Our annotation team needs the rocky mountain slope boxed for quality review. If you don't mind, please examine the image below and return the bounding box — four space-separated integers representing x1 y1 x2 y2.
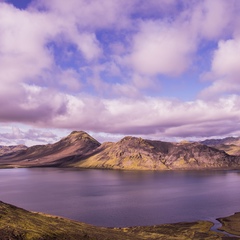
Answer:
74 136 240 170
201 137 240 156
0 145 27 156
201 137 240 146
0 131 240 170
0 201 234 239
0 131 100 168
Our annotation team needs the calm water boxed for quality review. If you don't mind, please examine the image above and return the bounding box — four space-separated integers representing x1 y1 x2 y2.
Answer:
0 168 240 227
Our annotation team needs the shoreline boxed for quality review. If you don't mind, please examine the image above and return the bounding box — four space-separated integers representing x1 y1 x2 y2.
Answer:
1 164 240 171
1 200 240 239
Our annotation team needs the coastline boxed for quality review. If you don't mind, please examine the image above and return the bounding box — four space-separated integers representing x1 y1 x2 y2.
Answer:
0 200 240 239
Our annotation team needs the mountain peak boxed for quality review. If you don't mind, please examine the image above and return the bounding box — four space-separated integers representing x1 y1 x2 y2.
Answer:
65 131 100 145
70 130 87 136
120 136 139 142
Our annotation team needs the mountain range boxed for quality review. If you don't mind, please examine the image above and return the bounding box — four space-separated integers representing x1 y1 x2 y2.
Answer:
201 137 240 156
0 131 240 170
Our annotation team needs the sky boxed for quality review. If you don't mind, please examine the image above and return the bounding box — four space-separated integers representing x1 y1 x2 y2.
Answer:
1 0 240 146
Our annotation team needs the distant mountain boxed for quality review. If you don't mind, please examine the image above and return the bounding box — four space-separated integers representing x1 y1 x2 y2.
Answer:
201 137 240 146
74 136 240 170
0 132 240 170
201 137 240 156
0 131 100 168
0 145 27 156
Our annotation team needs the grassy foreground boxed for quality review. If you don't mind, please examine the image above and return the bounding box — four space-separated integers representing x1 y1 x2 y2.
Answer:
218 212 240 237
0 201 239 239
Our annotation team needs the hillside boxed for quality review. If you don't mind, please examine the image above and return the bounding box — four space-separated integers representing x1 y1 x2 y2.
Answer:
201 137 240 156
0 201 233 239
0 131 100 168
201 137 240 146
0 145 27 156
0 132 240 170
74 137 240 170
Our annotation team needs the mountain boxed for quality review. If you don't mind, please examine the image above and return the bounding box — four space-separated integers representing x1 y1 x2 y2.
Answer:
73 137 171 170
0 145 27 156
73 136 240 170
0 131 100 168
0 132 240 170
201 137 240 146
201 137 240 156
0 200 232 239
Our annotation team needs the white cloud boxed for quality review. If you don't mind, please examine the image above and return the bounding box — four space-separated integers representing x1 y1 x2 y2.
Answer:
59 69 82 91
1 0 240 145
200 37 240 97
32 0 134 30
29 93 239 140
190 0 235 40
0 126 59 146
128 19 196 76
0 3 54 83
212 38 240 77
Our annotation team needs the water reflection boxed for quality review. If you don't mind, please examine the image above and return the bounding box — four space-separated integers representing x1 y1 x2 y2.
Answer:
0 168 240 227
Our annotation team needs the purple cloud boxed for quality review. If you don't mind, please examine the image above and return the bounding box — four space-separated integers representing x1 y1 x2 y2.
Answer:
0 0 240 145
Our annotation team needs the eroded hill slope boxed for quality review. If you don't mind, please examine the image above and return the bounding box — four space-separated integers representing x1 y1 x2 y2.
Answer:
73 136 240 170
0 131 100 168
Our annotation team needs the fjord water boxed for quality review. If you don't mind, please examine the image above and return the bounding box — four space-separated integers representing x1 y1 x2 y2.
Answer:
0 168 240 227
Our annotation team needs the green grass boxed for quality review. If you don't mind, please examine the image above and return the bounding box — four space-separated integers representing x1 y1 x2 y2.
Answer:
217 212 240 236
0 201 236 240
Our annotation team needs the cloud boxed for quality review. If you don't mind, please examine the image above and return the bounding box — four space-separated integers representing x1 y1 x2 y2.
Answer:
0 126 58 145
0 3 53 83
31 0 134 30
0 84 68 124
59 69 82 92
189 0 236 40
200 36 240 98
128 20 196 76
126 0 238 78
1 0 240 146
0 1 100 120
135 0 178 17
33 94 240 140
212 38 240 78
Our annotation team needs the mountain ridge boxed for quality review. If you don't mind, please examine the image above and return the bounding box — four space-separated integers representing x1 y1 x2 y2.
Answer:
0 131 240 170
201 136 240 156
0 131 100 168
0 145 27 157
74 136 239 170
